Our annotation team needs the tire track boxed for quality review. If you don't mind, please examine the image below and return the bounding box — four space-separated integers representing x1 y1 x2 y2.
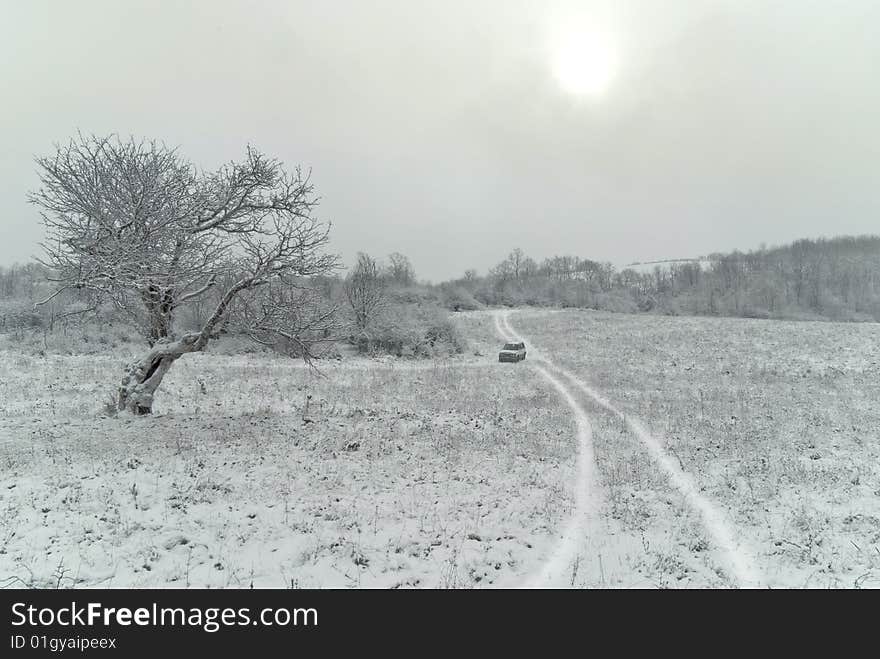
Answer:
498 309 764 588
494 311 599 587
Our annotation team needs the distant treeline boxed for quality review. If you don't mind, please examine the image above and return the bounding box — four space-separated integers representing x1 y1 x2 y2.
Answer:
2 235 879 351
437 236 880 321
439 235 880 321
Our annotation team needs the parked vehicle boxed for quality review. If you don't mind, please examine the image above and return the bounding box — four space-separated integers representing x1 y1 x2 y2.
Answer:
498 341 527 362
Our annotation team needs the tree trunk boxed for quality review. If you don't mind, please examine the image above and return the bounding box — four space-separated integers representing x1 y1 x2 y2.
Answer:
118 277 250 414
117 333 200 414
148 312 172 345
143 286 174 346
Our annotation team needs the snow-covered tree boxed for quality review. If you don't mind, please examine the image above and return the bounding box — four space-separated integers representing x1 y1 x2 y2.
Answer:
344 252 386 332
31 134 339 414
386 252 415 287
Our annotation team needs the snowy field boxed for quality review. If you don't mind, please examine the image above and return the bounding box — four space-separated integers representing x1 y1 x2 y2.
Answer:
0 344 578 588
2 310 879 588
508 309 880 588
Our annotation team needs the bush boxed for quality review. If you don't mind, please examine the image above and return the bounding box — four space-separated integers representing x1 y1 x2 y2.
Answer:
440 285 482 311
357 303 465 358
0 299 43 333
386 286 441 305
595 291 639 314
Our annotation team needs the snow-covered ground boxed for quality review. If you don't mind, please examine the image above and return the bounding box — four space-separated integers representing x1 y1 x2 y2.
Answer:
511 309 880 588
0 347 577 588
2 310 879 588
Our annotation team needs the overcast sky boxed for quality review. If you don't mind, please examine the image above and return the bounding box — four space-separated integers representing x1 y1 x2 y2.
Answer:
2 0 878 281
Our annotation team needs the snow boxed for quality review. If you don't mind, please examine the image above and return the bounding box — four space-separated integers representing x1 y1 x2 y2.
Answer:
0 349 575 588
2 309 879 588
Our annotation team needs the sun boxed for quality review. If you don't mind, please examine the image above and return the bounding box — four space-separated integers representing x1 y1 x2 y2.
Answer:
551 28 616 96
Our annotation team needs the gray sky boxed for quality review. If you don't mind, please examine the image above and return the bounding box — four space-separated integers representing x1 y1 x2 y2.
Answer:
2 0 878 281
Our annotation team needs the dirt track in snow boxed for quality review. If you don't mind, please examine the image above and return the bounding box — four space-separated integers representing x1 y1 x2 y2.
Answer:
494 309 763 588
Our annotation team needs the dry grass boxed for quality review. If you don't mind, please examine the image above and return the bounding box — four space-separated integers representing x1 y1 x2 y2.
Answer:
514 309 880 588
3 309 877 588
0 346 579 588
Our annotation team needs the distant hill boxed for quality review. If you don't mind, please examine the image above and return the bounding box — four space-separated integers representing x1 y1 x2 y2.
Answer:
631 236 880 320
3 235 880 330
439 235 880 321
619 258 714 275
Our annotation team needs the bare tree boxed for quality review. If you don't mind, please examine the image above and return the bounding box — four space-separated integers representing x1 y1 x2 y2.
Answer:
236 279 343 359
344 252 386 333
491 248 535 285
509 248 527 281
30 133 339 414
386 252 415 287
